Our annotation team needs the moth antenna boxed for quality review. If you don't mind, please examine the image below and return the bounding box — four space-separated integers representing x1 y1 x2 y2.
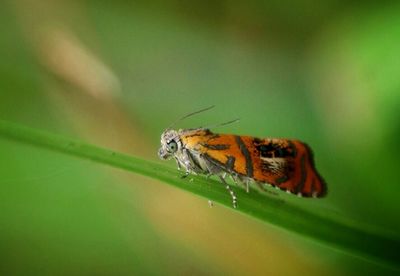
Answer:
168 105 215 129
200 118 240 130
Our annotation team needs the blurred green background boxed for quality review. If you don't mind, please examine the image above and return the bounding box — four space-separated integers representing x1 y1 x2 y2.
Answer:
1 0 399 275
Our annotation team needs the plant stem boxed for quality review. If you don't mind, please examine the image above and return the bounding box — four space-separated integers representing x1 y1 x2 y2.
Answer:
0 120 399 269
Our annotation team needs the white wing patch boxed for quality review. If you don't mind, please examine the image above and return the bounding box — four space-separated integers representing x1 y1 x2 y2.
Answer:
260 157 287 174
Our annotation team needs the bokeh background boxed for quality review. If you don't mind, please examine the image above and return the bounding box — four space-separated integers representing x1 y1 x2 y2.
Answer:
1 0 399 275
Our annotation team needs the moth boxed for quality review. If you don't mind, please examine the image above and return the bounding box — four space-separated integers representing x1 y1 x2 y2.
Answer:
158 107 327 208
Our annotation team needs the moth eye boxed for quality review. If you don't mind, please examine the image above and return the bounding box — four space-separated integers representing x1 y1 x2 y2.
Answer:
167 140 178 153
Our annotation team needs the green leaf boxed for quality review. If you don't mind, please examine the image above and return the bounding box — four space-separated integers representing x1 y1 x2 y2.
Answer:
0 120 399 270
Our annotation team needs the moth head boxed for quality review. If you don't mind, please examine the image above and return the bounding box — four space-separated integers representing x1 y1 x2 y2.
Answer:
158 106 215 160
158 129 181 160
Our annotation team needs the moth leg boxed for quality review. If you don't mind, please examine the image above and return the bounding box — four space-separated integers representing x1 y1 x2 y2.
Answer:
255 181 279 196
201 155 237 208
230 174 238 184
181 171 190 179
174 157 182 171
201 154 223 175
182 149 193 170
219 175 237 209
245 179 250 193
177 152 190 179
233 175 250 192
179 149 198 178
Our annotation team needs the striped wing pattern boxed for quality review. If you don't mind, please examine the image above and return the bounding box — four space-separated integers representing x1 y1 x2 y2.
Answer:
181 130 326 197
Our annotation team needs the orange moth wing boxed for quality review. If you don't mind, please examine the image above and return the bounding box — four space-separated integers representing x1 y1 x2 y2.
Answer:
181 130 326 197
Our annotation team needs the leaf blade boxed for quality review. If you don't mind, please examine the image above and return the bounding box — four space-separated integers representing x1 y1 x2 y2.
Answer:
0 120 399 270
